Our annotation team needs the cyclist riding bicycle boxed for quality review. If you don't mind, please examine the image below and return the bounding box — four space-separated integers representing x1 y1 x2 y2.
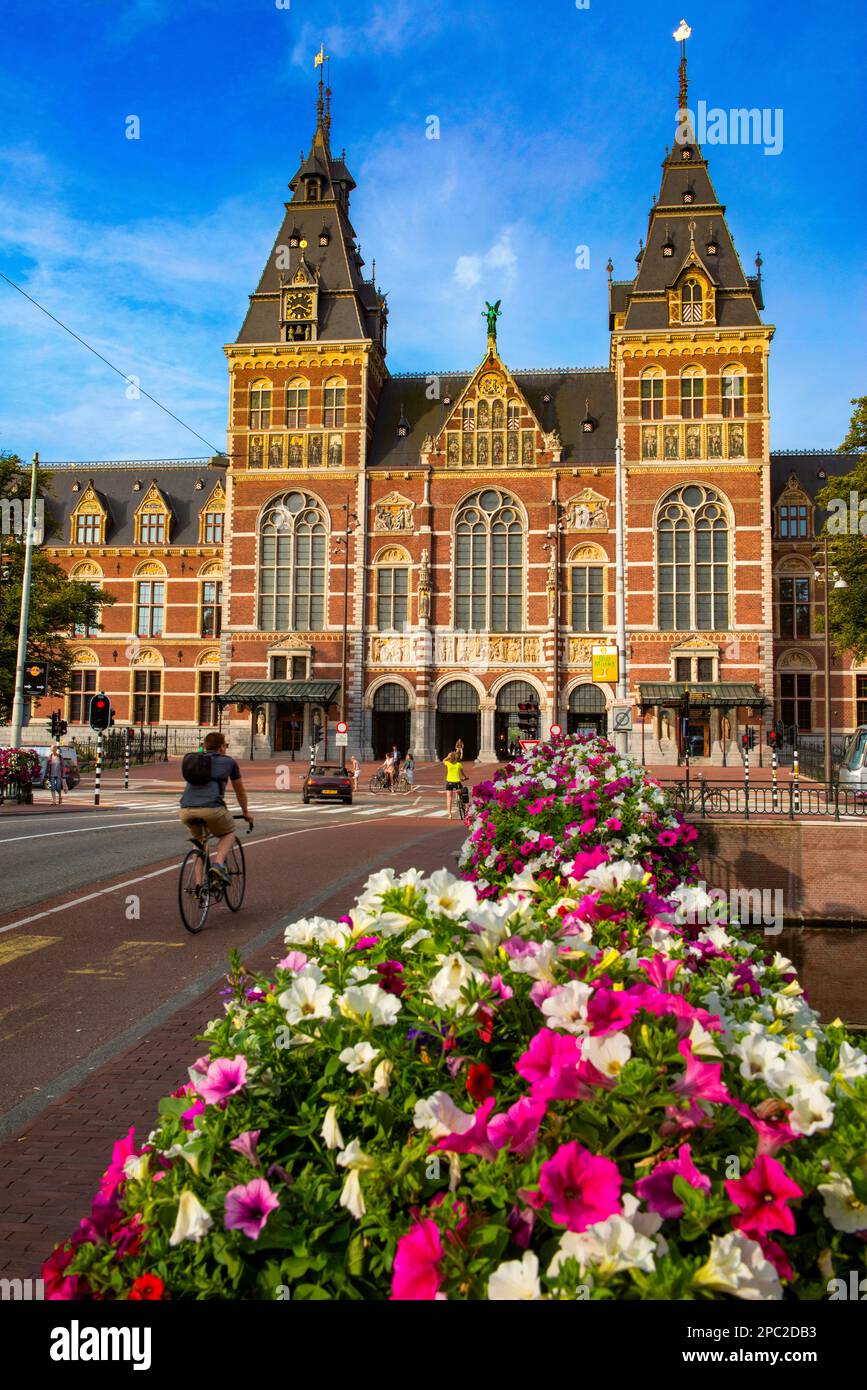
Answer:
180 731 253 885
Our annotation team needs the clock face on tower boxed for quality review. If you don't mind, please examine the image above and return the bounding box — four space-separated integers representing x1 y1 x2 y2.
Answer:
286 291 313 321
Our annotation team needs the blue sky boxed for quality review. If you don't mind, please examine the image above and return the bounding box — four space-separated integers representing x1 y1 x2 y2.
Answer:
0 0 864 462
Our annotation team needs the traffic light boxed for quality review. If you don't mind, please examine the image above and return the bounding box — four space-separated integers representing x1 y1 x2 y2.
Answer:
126 726 135 744
89 693 112 732
50 710 60 738
59 719 68 738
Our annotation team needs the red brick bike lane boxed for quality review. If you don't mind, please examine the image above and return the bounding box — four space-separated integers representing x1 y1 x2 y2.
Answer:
0 813 464 1280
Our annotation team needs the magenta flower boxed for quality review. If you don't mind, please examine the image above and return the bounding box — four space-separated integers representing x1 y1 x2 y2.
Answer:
391 1218 444 1300
634 1143 711 1218
657 829 679 847
725 1155 803 1237
229 1130 261 1166
198 1055 248 1107
434 1097 497 1160
224 1178 280 1240
730 1100 796 1156
98 1127 138 1200
569 846 609 882
181 1097 205 1132
586 987 641 1036
516 1029 590 1102
605 817 623 831
537 1142 622 1232
672 1041 731 1105
489 1097 547 1159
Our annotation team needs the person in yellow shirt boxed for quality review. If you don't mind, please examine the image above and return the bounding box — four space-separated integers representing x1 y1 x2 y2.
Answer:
443 749 465 820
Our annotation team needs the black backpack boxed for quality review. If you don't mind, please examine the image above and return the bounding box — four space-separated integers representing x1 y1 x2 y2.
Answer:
182 751 213 786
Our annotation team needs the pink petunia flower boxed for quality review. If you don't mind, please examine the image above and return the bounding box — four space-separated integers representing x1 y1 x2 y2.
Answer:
730 1099 796 1157
488 1097 547 1160
671 1041 731 1105
229 1130 261 1166
391 1218 444 1300
198 1055 249 1107
182 1097 206 1132
586 987 641 1037
277 951 309 971
725 1156 803 1237
634 1143 711 1218
536 1142 622 1232
516 1029 590 1103
98 1127 138 1200
224 1178 280 1240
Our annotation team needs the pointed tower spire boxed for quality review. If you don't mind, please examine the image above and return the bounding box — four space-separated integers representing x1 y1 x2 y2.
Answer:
673 19 692 113
313 43 329 150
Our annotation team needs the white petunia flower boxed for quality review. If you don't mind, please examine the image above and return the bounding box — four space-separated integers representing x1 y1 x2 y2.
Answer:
278 975 334 1025
321 1105 344 1150
731 1034 784 1084
337 983 402 1027
688 1019 722 1058
427 953 481 1012
509 939 561 983
339 1041 380 1074
314 920 352 949
488 1251 542 1301
339 1169 366 1220
693 1232 783 1301
169 1190 213 1246
372 1059 393 1096
541 980 593 1034
833 1041 867 1087
548 1216 655 1279
786 1083 835 1136
817 1176 867 1234
413 1091 474 1139
583 1031 632 1078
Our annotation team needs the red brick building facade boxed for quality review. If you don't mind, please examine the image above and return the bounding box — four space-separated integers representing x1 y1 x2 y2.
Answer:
31 61 867 761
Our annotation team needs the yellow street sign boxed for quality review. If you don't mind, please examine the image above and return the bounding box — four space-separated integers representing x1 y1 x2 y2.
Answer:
592 647 619 682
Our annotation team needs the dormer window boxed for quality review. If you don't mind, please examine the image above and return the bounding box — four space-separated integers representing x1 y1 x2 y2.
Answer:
305 179 319 202
288 229 300 248
581 400 596 433
681 278 703 324
396 407 410 439
318 226 330 247
706 237 718 256
682 188 695 205
662 226 674 257
681 147 692 160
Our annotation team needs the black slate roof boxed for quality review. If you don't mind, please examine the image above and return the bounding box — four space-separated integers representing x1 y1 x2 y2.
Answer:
41 461 219 548
770 450 858 528
368 369 616 469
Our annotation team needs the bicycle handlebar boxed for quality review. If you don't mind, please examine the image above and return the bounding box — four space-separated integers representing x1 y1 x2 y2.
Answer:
233 814 254 833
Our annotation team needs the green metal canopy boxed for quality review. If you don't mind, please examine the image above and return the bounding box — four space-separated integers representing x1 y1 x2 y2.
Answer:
638 682 766 711
217 680 339 707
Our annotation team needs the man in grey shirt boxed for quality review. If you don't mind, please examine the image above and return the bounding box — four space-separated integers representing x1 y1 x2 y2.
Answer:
179 731 252 884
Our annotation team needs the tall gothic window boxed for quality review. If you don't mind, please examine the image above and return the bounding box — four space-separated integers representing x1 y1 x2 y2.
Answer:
680 368 704 419
657 484 730 631
286 379 309 428
249 382 272 429
640 369 664 420
721 367 745 418
258 491 327 630
323 378 345 428
454 489 523 631
779 575 810 638
376 564 409 630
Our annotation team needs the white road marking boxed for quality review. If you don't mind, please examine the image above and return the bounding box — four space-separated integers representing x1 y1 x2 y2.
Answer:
0 814 414 937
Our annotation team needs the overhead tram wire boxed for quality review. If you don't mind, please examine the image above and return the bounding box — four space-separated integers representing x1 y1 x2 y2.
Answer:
0 269 223 456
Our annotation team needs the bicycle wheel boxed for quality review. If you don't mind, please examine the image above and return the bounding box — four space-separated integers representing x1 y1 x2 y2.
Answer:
395 775 411 795
179 848 211 933
224 838 246 911
368 775 382 793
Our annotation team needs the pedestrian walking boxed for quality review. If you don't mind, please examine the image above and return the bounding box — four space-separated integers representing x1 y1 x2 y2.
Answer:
443 749 465 820
455 738 464 763
403 751 415 789
47 743 64 807
350 754 360 793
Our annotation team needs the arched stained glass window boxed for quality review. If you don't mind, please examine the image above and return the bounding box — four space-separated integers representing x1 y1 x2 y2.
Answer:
258 491 328 630
454 489 524 631
657 484 729 631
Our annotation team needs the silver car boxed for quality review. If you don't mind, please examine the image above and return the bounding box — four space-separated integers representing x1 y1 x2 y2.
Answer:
838 726 867 795
33 745 81 791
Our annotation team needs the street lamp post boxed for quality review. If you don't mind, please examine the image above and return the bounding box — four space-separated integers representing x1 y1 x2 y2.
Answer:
815 533 848 786
334 497 357 771
545 501 566 736
10 453 40 750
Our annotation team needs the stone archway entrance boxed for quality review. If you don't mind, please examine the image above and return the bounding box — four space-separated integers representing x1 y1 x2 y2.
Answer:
371 683 410 759
436 681 480 760
495 680 540 758
568 683 607 736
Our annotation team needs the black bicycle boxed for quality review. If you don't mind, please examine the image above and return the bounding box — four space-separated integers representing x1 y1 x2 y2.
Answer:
178 813 252 934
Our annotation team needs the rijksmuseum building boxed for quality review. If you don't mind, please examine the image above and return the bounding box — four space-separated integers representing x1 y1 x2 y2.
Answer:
38 57 865 763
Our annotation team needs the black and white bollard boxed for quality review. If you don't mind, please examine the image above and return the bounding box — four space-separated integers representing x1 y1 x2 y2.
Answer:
792 749 801 815
124 731 130 792
771 742 779 813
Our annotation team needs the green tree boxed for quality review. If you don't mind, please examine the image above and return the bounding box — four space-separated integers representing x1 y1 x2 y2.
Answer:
0 453 114 721
816 397 867 662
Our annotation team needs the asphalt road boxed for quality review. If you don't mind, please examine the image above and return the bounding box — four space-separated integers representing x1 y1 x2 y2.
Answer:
0 788 463 1123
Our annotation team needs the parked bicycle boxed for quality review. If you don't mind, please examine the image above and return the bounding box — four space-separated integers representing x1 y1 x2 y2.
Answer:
178 813 252 934
368 769 411 795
